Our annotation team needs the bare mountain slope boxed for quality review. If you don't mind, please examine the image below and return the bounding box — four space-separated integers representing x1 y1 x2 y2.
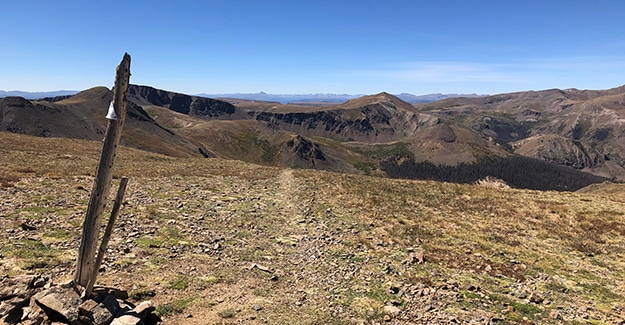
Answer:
0 87 205 158
417 84 625 180
248 92 440 143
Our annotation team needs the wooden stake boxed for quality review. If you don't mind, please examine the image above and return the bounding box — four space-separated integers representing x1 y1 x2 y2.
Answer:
75 53 131 288
85 176 129 297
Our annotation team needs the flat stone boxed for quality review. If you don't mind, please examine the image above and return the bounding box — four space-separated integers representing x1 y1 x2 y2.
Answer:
251 264 272 273
92 286 129 300
133 301 154 319
111 314 142 325
90 295 120 325
33 283 82 324
549 310 562 320
383 305 401 317
529 291 544 304
78 299 99 316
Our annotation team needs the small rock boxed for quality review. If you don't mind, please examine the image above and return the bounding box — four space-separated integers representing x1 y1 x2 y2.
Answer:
383 305 401 317
415 251 425 264
20 299 46 325
549 310 562 320
90 295 120 325
92 286 129 300
251 264 272 273
529 291 543 304
20 223 37 231
515 289 527 299
78 299 98 316
251 304 262 311
133 301 154 318
111 314 142 325
466 285 478 292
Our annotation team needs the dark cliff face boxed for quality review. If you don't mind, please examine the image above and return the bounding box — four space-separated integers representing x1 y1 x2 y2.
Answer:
250 95 426 143
255 110 375 140
128 85 236 118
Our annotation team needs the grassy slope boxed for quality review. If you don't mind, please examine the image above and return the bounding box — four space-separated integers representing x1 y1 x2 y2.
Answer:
1 131 625 324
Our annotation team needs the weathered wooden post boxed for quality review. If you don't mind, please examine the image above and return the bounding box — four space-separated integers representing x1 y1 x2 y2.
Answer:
86 176 129 295
75 53 131 295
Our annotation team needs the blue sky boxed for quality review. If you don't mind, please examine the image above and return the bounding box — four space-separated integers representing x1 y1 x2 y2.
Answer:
1 0 624 95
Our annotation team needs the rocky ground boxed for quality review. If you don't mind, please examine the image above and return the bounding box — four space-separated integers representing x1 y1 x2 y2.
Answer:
1 133 625 324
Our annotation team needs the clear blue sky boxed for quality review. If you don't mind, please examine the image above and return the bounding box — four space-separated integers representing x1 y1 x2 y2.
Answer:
2 0 624 95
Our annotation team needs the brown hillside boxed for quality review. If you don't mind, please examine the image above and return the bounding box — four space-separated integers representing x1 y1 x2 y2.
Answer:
0 87 204 158
416 84 625 180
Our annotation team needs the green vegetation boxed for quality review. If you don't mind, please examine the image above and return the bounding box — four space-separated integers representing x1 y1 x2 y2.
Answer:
154 298 195 317
164 274 190 290
352 160 377 175
0 238 65 270
129 288 156 301
350 142 414 160
237 131 278 162
217 308 238 319
508 301 543 320
44 229 76 240
381 155 608 191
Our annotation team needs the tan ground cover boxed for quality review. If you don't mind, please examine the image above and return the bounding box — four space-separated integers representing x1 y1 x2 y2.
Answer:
1 132 625 324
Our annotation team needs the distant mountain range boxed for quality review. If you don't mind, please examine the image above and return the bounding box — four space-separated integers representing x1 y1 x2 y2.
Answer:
0 90 78 100
0 89 485 104
198 92 486 104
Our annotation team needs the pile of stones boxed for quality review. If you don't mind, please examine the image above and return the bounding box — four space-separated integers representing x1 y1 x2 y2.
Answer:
0 275 159 325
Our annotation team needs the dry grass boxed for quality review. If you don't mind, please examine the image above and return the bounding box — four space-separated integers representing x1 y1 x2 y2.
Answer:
2 131 625 324
475 176 511 189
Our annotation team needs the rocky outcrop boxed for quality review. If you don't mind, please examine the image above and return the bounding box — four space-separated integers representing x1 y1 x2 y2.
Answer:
128 85 237 119
287 135 326 163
